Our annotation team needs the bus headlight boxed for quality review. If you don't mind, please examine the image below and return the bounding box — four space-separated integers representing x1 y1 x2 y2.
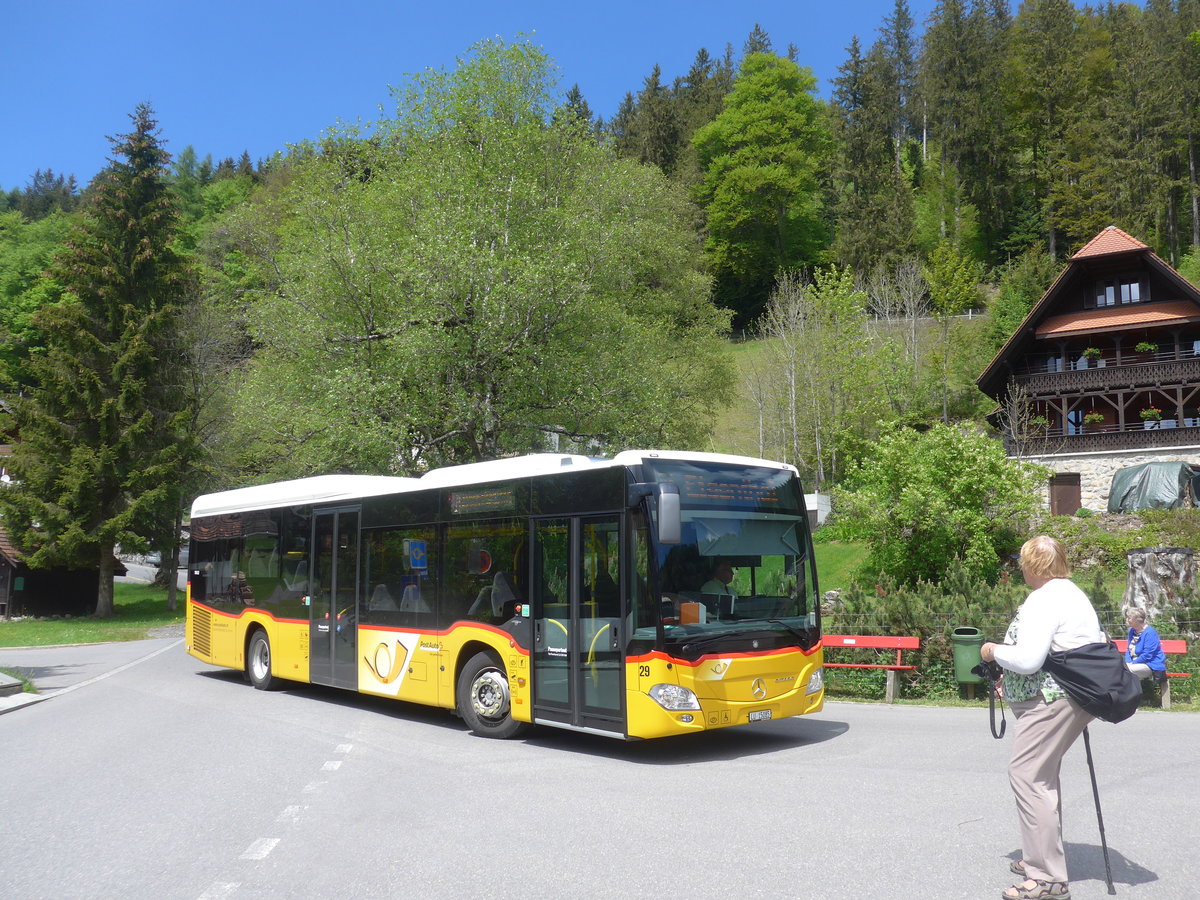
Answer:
806 668 824 694
649 683 701 710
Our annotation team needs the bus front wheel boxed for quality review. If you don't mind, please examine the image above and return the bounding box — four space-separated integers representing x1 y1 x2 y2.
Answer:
247 630 277 690
457 651 526 739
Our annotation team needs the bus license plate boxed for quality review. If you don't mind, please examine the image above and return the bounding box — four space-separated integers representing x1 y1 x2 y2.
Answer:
749 709 772 722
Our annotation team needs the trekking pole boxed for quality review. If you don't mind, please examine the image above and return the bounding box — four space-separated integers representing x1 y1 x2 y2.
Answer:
1082 727 1117 895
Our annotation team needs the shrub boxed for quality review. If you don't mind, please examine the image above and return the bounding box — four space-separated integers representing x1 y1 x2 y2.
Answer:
833 424 1047 585
824 559 1027 697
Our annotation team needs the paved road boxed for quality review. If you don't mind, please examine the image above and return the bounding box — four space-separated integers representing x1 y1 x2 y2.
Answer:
0 639 1196 900
118 561 188 591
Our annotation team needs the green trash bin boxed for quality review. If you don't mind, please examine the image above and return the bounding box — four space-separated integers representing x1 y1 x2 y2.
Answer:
951 626 985 684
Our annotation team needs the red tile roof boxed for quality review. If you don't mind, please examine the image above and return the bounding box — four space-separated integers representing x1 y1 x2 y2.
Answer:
0 523 21 566
1035 300 1200 336
1071 225 1149 259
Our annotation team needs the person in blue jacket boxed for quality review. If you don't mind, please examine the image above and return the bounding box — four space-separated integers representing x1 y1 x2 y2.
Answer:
1123 606 1166 679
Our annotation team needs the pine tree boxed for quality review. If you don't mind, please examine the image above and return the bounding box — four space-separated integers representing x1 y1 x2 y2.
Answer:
0 103 194 617
831 36 916 272
17 169 80 220
627 65 681 173
743 24 773 56
880 0 918 167
562 83 597 132
920 0 1013 259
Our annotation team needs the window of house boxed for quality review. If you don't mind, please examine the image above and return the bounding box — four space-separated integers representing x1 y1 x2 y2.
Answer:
1091 275 1146 308
1066 409 1082 435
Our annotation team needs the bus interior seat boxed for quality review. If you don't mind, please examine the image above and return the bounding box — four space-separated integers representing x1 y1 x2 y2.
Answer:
489 572 519 617
468 586 492 617
469 572 520 618
285 560 307 590
369 584 399 611
399 584 430 614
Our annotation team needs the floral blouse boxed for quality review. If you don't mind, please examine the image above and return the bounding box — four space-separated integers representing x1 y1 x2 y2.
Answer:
1000 611 1067 703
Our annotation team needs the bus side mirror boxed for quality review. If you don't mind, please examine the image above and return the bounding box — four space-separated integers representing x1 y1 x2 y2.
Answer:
656 483 680 545
627 481 681 545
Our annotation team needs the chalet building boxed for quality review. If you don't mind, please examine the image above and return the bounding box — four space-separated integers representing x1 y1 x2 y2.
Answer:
0 438 122 619
978 225 1200 514
0 523 110 618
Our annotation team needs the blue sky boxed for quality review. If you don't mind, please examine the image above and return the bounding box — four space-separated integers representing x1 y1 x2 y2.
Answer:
1 0 937 191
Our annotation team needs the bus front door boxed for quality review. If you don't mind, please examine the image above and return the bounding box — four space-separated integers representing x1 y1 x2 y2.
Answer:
531 516 625 736
310 508 359 690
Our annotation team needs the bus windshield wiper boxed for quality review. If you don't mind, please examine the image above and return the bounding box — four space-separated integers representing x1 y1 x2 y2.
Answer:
674 630 741 654
767 619 810 644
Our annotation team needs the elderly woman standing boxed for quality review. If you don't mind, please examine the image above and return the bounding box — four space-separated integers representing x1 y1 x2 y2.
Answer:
1123 606 1166 680
980 535 1105 900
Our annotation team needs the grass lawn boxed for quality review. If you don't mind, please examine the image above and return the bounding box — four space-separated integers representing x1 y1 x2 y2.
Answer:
813 541 865 592
0 582 183 648
708 337 777 458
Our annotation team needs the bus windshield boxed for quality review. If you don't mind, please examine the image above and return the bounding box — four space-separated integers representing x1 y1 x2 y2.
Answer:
635 459 820 657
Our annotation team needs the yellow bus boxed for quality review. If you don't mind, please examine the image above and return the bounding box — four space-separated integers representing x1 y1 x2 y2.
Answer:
185 450 824 740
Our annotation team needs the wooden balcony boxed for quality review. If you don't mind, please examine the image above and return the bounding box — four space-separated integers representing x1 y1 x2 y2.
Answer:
1003 421 1200 455
1015 356 1200 397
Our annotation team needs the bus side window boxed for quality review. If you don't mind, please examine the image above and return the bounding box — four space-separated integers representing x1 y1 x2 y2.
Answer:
274 507 310 620
446 519 527 626
361 526 436 629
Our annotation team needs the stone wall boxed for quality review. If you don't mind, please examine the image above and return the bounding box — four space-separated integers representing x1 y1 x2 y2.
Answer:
1026 443 1200 510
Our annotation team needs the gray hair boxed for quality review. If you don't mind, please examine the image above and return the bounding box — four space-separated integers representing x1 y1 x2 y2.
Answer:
1123 606 1148 623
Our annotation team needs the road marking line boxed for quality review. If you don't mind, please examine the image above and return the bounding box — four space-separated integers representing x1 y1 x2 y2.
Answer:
335 743 352 754
198 883 240 900
239 838 280 860
44 639 183 696
302 781 324 793
321 760 342 771
277 805 305 823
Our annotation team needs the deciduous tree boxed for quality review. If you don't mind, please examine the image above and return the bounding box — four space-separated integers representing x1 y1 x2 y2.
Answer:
694 52 832 326
834 423 1047 585
221 39 733 477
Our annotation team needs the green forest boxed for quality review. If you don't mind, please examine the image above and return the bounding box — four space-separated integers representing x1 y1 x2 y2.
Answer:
6 0 1200 607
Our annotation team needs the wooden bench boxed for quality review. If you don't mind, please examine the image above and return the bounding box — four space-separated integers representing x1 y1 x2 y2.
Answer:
1113 638 1190 710
821 634 919 704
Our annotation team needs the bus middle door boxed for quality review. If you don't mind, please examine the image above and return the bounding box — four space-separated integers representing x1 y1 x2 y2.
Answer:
531 515 624 736
310 507 359 690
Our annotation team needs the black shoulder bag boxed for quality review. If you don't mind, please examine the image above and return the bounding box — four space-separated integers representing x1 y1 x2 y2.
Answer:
1040 640 1142 724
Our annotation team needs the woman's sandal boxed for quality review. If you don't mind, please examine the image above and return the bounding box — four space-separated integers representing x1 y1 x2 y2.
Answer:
1001 879 1071 899
1010 860 1026 877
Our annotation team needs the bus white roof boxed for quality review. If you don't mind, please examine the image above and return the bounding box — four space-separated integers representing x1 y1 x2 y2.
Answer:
190 474 418 518
418 453 599 486
610 449 798 475
191 450 797 518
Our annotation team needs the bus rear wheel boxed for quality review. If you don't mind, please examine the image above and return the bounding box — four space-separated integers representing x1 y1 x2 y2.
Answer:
457 651 526 739
247 630 277 690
